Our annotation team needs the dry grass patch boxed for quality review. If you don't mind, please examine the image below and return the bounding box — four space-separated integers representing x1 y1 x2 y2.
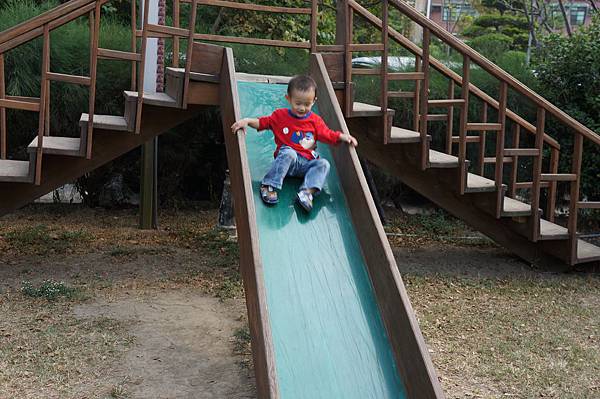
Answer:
405 274 600 398
0 291 133 398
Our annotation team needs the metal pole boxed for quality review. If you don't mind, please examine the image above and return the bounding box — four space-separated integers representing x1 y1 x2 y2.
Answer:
139 0 160 229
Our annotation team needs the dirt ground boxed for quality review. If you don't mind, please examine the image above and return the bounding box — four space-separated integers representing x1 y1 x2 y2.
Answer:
0 205 598 398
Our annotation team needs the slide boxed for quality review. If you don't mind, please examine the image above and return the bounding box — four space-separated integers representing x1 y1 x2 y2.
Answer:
220 49 443 399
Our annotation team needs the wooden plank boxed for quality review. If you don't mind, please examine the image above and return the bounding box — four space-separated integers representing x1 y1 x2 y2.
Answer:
504 148 539 156
130 0 137 90
466 173 496 193
568 134 582 263
47 72 91 86
547 148 559 222
483 156 512 163
540 173 577 182
427 114 447 121
381 0 389 145
429 149 459 168
193 33 311 49
316 44 344 52
146 23 189 38
310 52 445 399
413 54 421 131
344 6 353 116
352 102 395 117
80 114 130 131
351 68 382 75
173 0 180 68
388 0 600 148
577 240 600 263
467 123 502 131
388 72 425 81
477 102 487 175
28 136 82 156
428 99 465 107
502 196 531 216
509 124 521 198
0 159 32 183
388 91 415 98
97 48 141 61
220 47 279 399
452 135 479 143
190 42 225 76
0 98 41 112
577 201 600 209
192 0 311 14
5 96 40 103
348 43 384 51
0 53 5 159
389 127 422 143
446 80 455 155
47 2 96 30
514 181 550 189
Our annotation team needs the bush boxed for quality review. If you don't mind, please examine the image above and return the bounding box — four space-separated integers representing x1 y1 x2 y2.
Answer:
468 33 513 62
533 16 600 200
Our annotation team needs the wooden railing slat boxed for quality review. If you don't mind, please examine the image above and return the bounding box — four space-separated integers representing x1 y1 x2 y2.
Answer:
98 48 141 61
189 0 312 14
540 173 577 182
47 72 91 86
388 72 425 81
0 54 5 159
0 98 41 112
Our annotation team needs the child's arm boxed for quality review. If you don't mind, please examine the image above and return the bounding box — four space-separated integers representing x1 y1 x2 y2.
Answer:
231 117 260 134
315 117 359 147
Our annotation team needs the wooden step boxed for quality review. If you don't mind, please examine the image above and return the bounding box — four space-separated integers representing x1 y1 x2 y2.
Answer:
27 136 82 157
124 91 180 108
428 149 459 168
577 239 600 263
166 67 221 83
0 160 32 183
79 114 131 132
539 219 569 241
465 173 496 193
351 102 395 117
388 127 423 144
502 197 532 217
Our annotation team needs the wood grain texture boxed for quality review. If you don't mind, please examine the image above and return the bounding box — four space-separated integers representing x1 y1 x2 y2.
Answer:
310 52 445 399
219 48 279 399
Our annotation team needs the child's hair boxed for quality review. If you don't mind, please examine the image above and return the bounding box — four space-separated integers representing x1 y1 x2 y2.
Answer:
287 75 317 96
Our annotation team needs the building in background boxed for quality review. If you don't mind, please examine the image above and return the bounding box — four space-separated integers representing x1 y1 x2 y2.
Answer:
429 0 599 35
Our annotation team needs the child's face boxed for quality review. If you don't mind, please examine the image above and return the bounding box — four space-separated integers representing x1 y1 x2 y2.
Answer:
286 88 316 118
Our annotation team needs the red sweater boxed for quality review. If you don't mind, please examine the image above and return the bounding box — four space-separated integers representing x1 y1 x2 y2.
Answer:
258 109 342 160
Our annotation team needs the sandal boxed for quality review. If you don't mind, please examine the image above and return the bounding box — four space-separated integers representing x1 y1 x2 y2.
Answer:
296 190 313 212
260 185 278 205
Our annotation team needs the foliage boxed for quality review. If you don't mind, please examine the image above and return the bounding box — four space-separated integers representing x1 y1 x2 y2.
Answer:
21 280 78 300
533 16 600 200
463 14 530 53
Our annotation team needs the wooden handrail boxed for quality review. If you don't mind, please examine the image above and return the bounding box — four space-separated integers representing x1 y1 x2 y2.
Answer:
389 0 600 147
0 0 109 52
347 0 560 150
189 0 312 14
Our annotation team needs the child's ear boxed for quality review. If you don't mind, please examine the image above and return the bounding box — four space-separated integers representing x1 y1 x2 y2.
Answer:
285 94 291 102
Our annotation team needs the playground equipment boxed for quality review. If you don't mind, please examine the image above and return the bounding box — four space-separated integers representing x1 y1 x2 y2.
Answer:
1 0 600 397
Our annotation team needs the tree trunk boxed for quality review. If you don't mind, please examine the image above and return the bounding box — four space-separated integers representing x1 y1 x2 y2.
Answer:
557 0 573 36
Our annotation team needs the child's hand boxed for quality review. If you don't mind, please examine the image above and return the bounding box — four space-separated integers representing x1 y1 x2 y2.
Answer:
341 133 358 147
231 119 248 134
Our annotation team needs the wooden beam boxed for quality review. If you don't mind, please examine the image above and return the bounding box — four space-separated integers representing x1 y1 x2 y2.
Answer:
98 48 142 61
47 72 91 86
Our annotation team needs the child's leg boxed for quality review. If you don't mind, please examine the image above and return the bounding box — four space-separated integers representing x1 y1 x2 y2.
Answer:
261 146 298 190
299 158 330 194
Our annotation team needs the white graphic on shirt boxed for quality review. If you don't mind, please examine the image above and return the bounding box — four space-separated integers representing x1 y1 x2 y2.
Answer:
299 132 316 150
283 127 289 135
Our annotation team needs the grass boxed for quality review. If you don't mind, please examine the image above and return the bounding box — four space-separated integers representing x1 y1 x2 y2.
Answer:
405 274 600 398
21 280 81 301
232 326 252 370
3 224 93 255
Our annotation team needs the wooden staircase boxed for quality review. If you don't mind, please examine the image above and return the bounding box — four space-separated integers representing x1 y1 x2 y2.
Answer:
1 0 600 270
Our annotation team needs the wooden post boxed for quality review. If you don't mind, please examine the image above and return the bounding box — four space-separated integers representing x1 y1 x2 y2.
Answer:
413 54 421 132
182 0 199 108
87 3 101 159
131 0 137 91
477 102 487 175
0 53 6 159
310 0 318 53
458 54 470 194
381 0 389 144
509 124 520 198
568 134 583 264
547 148 559 222
343 5 353 116
531 107 545 241
419 27 430 170
35 25 50 185
173 0 180 68
494 81 507 218
445 80 454 155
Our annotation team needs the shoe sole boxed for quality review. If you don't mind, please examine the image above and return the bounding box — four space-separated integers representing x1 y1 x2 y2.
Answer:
296 193 312 212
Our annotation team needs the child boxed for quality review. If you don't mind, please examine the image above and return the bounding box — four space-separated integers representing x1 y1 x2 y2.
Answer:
231 75 358 212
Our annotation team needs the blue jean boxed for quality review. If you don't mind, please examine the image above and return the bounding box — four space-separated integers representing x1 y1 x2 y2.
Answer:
262 146 331 192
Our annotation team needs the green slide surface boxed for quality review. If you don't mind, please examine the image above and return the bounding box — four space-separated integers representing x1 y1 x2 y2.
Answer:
238 81 407 399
